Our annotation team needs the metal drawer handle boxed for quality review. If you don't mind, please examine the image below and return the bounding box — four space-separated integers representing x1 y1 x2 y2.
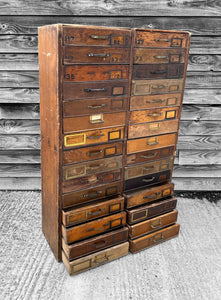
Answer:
83 190 102 198
150 218 162 229
151 85 165 89
87 164 103 170
147 113 163 117
90 35 109 40
87 150 103 156
147 140 159 146
154 55 168 59
143 192 161 199
88 208 105 216
154 39 170 42
94 254 109 263
146 99 165 103
153 232 164 243
142 176 155 183
151 70 167 74
87 179 99 184
140 153 157 159
143 166 154 171
88 53 110 57
85 88 108 92
88 104 106 109
94 223 109 231
94 240 108 249
87 134 104 139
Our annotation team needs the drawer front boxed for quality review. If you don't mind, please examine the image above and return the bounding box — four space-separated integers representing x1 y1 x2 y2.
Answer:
127 133 176 154
130 94 182 110
133 64 184 80
62 242 129 275
63 156 122 181
134 48 186 64
62 181 122 208
62 211 126 243
135 30 189 48
127 197 177 225
62 169 122 193
125 157 173 180
63 26 131 47
124 182 174 209
126 146 175 166
132 79 183 96
63 142 123 165
63 80 129 100
128 210 178 239
63 126 124 148
63 98 128 117
63 65 129 82
128 119 179 139
63 46 130 64
62 227 129 260
129 224 180 253
124 169 171 191
63 112 126 133
129 107 179 124
62 196 125 226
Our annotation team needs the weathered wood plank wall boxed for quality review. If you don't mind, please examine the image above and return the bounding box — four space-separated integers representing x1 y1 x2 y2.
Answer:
0 1 220 190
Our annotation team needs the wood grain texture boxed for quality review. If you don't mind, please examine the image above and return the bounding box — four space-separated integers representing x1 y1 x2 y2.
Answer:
0 150 40 163
0 120 40 134
179 150 221 165
0 104 39 119
0 134 40 149
181 105 221 121
0 88 39 103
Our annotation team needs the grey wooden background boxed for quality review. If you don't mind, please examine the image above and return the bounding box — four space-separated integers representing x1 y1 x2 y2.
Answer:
0 1 220 191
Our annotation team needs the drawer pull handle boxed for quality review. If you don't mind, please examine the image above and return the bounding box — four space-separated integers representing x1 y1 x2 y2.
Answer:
87 150 103 156
88 179 99 184
85 88 108 92
142 176 155 183
147 113 163 117
143 166 155 171
90 35 109 40
147 140 159 146
88 223 109 232
88 104 106 109
150 218 162 229
94 240 108 248
87 134 104 139
154 55 168 59
154 39 170 42
153 232 164 243
87 164 103 170
88 53 110 57
140 153 157 159
88 208 105 217
83 190 102 198
151 85 165 89
151 70 167 74
143 192 161 199
146 99 165 103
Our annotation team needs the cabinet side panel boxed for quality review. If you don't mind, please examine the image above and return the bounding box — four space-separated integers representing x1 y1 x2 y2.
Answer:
38 25 61 261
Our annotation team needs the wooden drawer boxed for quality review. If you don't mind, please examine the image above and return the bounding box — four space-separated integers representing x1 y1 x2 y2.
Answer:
63 98 128 117
62 181 122 208
62 242 129 275
127 133 177 154
62 211 126 243
133 64 184 80
63 142 123 165
130 93 182 110
62 169 122 193
63 46 130 64
124 182 174 208
124 169 171 191
135 30 189 48
62 195 124 226
134 48 186 64
63 65 129 82
63 26 131 47
128 210 178 239
132 79 183 96
63 126 124 149
62 227 128 260
127 197 177 225
125 157 173 180
129 107 179 124
63 112 126 133
128 119 179 139
63 156 122 180
63 80 129 100
129 224 180 253
126 146 175 166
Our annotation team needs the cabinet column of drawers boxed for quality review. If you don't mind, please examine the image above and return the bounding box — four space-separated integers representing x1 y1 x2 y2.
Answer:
124 29 190 253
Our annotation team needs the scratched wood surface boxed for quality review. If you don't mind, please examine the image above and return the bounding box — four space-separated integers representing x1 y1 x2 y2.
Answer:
0 7 220 190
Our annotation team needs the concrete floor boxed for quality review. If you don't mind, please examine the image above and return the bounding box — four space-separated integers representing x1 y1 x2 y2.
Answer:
0 191 220 300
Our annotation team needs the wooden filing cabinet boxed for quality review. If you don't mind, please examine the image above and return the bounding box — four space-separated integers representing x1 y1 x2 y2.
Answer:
38 24 190 274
